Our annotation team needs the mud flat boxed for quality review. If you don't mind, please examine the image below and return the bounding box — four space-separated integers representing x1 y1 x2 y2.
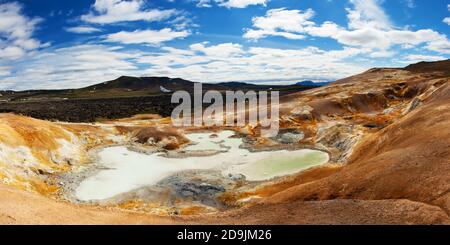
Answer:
73 131 329 204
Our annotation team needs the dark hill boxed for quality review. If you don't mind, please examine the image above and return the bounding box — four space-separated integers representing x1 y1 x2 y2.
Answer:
404 59 450 75
82 76 194 93
296 81 330 87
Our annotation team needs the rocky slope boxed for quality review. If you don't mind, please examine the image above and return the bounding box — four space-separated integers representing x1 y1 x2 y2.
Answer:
0 114 89 194
0 60 449 224
0 113 188 197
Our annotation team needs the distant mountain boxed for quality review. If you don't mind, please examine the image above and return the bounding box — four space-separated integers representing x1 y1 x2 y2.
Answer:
0 76 318 103
295 80 330 87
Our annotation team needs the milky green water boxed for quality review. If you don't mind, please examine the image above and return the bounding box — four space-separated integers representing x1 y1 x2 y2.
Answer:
225 150 329 181
75 131 329 201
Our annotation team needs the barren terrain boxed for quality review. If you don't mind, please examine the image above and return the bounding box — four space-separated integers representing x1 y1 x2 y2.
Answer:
0 60 449 224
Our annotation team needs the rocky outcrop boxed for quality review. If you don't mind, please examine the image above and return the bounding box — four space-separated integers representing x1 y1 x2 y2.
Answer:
130 127 189 150
0 114 89 194
315 124 364 162
272 129 305 144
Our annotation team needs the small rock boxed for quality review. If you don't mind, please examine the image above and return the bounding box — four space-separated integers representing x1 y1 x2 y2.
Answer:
279 132 305 144
291 105 314 120
228 173 246 181
403 98 422 115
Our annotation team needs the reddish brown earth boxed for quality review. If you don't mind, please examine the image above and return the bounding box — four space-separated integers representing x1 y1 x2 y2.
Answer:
0 60 449 224
268 73 450 215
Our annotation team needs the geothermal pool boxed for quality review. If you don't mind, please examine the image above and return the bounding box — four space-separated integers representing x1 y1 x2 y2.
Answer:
75 131 329 201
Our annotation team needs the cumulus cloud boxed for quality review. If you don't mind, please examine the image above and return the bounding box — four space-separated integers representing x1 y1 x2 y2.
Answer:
444 4 450 25
105 28 190 45
398 54 447 64
220 0 269 8
65 26 102 34
244 0 450 55
190 42 245 57
136 43 367 84
444 17 450 25
0 42 368 89
81 0 176 24
195 0 213 8
0 66 11 76
195 0 269 8
0 45 140 90
244 8 314 40
346 0 391 30
0 2 44 61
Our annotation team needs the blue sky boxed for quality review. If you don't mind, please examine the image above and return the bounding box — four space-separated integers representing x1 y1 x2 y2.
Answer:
0 0 449 90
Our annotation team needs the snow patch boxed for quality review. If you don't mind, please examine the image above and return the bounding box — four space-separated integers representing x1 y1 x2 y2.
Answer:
160 86 172 93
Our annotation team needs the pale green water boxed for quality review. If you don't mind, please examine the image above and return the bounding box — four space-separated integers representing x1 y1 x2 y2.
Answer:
224 150 329 181
75 131 329 201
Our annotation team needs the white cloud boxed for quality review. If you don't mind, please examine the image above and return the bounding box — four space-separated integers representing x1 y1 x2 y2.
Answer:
0 46 26 60
0 66 11 76
190 42 245 57
168 15 198 30
244 8 315 40
65 26 102 34
244 1 450 55
244 29 306 40
347 0 391 30
219 0 269 8
81 0 176 24
0 2 43 61
105 28 190 45
136 43 367 84
444 17 450 25
329 28 449 52
444 4 450 25
195 0 269 8
0 44 140 90
0 42 368 89
399 54 446 64
368 49 396 58
196 0 213 8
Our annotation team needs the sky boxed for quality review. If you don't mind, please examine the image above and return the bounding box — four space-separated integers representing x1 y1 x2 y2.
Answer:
0 0 449 90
